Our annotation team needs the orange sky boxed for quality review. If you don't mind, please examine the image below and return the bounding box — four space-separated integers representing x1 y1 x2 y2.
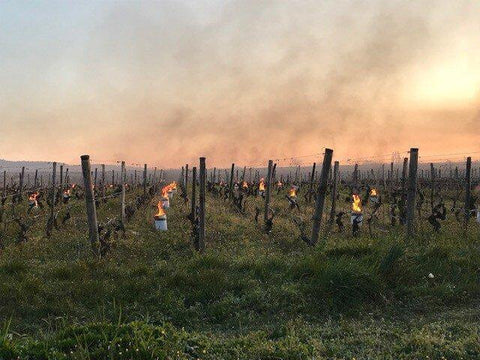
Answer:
1 1 479 168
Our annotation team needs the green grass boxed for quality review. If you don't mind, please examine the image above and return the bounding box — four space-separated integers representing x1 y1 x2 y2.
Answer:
0 186 479 359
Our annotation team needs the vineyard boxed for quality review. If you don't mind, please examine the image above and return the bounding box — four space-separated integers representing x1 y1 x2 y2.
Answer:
0 149 479 359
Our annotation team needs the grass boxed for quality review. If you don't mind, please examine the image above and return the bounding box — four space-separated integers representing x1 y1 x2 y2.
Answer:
0 185 479 359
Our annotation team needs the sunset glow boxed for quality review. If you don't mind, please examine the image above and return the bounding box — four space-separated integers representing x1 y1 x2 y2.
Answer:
0 0 479 167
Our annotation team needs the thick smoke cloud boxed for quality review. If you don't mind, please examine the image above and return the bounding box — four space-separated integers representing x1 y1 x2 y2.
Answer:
0 0 479 167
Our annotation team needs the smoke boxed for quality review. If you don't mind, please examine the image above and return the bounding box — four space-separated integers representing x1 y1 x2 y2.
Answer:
0 0 479 167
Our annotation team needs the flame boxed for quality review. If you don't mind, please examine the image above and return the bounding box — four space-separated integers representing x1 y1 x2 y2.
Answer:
242 181 248 189
288 186 297 197
276 180 283 187
370 188 377 197
63 189 71 196
352 194 362 213
161 182 176 198
154 200 166 217
259 178 265 191
28 192 39 207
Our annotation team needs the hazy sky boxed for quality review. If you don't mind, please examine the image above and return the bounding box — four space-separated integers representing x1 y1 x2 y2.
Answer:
1 0 479 168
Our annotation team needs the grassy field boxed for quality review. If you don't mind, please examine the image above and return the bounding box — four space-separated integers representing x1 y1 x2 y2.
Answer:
0 185 479 359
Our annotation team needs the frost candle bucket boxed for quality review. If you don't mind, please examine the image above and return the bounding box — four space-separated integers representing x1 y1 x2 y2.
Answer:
161 196 170 209
476 209 480 224
258 178 266 197
168 189 173 199
351 193 363 225
351 213 363 225
154 200 167 230
154 214 168 231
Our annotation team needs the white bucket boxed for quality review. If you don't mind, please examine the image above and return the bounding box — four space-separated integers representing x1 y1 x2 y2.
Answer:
168 190 173 199
172 188 177 194
351 213 363 225
154 215 168 231
476 210 480 224
161 197 170 209
259 190 265 197
369 196 379 204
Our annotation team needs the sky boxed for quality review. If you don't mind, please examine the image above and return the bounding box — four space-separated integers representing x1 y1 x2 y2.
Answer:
1 0 479 168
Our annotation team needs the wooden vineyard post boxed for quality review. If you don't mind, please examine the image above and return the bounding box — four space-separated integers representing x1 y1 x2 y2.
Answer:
390 162 394 195
264 160 273 224
111 169 115 187
401 157 408 196
18 166 25 201
50 162 57 222
198 158 206 252
121 161 126 223
181 166 185 187
101 164 106 199
185 164 189 189
310 148 333 246
272 163 277 183
80 155 100 257
59 165 64 192
143 164 147 195
229 163 235 198
3 171 6 199
94 168 98 188
308 162 316 202
430 163 435 211
464 157 472 235
328 161 339 228
34 169 38 188
406 148 418 238
191 166 197 222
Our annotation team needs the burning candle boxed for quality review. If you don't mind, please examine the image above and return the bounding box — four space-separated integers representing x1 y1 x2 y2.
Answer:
28 192 39 208
369 188 379 204
351 193 363 225
288 185 298 198
258 178 266 196
154 201 168 231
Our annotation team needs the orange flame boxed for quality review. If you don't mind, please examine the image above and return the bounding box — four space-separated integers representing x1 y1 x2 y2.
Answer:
242 181 248 189
259 178 265 191
28 192 39 206
161 182 176 198
288 186 297 197
154 201 166 217
370 188 377 197
352 194 362 213
276 180 283 187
